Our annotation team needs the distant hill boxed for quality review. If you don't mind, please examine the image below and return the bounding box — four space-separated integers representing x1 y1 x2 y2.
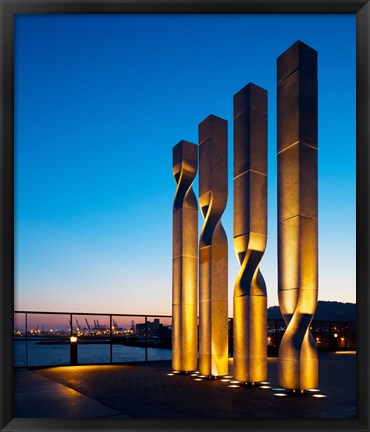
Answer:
268 301 356 322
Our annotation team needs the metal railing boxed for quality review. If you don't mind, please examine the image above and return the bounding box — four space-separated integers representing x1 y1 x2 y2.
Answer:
14 311 356 368
14 311 172 368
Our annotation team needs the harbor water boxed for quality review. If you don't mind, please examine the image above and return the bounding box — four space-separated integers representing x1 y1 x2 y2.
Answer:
14 339 172 367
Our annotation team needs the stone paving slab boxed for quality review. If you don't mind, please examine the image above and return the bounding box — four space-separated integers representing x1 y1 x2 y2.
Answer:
15 368 132 418
15 352 356 419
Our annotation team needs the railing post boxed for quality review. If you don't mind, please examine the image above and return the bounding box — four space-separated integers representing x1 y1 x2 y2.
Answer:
145 316 148 362
69 313 77 365
231 318 234 357
110 315 113 364
70 335 78 365
25 312 28 367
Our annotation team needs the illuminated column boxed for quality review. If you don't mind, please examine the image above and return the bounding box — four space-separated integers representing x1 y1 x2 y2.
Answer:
233 83 268 383
277 41 318 390
199 115 228 377
172 140 198 372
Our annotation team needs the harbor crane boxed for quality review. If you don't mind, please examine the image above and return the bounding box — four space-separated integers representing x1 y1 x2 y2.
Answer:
75 319 81 331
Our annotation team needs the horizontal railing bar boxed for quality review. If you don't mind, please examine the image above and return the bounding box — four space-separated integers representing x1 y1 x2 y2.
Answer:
13 311 356 325
14 311 172 318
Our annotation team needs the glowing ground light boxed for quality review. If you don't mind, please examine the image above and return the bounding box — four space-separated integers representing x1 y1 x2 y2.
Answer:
260 385 272 389
198 375 206 378
306 388 320 393
190 374 198 377
224 375 233 379
167 373 174 376
273 393 288 397
172 371 180 374
312 394 327 398
260 381 270 385
272 388 285 391
230 380 241 384
221 379 230 382
228 385 240 388
194 378 203 381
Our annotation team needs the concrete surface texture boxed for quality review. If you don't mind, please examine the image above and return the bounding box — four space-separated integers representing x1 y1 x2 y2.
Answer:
14 352 356 419
277 40 319 390
233 82 268 384
198 115 229 377
172 140 198 372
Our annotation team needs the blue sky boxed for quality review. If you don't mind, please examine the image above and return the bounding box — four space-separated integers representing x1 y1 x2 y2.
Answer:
14 14 356 315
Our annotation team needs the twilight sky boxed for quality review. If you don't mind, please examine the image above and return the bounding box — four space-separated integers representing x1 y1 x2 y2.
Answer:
14 14 356 316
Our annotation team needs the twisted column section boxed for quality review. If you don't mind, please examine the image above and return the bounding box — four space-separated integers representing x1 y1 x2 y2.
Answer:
172 140 198 372
233 83 268 383
277 41 318 390
199 115 228 377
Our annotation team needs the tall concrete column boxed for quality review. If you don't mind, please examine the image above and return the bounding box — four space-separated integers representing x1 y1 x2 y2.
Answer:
172 140 198 372
199 115 228 377
277 40 318 390
233 83 268 383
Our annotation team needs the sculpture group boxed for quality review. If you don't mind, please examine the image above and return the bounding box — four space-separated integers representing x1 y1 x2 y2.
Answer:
172 41 318 391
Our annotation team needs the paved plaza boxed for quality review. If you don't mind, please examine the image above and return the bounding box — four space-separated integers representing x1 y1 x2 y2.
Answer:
14 352 356 419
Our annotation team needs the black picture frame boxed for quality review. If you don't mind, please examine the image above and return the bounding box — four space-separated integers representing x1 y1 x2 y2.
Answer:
1 1 369 431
